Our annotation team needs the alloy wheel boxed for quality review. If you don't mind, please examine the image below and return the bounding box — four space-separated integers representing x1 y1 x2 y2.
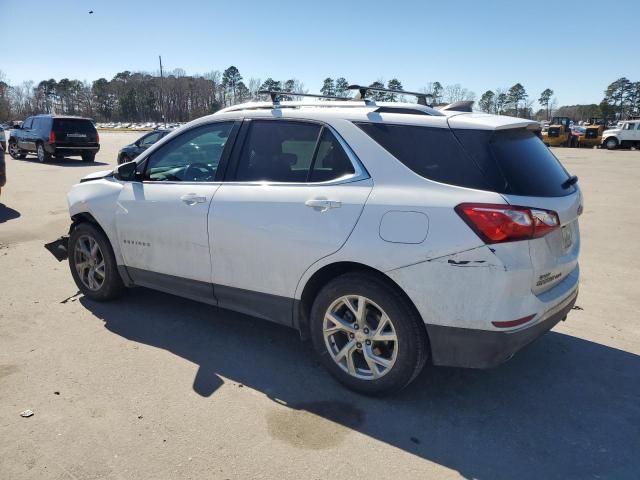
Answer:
74 235 106 291
37 144 45 162
323 295 398 380
8 142 19 158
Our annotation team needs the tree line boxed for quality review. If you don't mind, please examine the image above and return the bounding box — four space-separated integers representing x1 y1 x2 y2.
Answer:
478 77 640 121
1 66 638 123
0 67 477 123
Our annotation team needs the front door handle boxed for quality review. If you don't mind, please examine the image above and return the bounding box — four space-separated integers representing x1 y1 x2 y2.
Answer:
305 199 342 212
180 193 207 205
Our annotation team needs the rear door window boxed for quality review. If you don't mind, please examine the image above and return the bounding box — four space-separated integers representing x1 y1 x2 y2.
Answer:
235 121 320 182
233 120 356 183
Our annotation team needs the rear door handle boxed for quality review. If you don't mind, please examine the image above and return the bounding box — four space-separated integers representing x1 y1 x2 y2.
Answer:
180 193 207 205
305 199 342 211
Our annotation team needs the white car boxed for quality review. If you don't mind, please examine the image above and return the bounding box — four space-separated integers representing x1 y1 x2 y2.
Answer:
50 94 582 394
601 120 640 149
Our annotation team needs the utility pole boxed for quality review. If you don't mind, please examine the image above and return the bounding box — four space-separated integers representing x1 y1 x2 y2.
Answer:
159 55 166 128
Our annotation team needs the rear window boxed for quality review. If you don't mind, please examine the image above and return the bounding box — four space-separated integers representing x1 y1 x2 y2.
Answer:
355 122 490 190
453 128 575 197
53 119 96 134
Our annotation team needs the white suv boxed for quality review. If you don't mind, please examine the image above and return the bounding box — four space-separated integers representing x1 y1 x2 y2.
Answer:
51 94 582 394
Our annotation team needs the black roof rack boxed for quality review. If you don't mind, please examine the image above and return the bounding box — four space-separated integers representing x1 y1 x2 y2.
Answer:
348 84 434 106
257 90 347 105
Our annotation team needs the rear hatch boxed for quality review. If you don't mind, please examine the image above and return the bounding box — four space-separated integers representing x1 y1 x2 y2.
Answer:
53 118 98 147
449 116 581 294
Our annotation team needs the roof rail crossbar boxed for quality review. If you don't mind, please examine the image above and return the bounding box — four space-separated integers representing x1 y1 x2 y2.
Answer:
348 84 434 106
257 90 348 105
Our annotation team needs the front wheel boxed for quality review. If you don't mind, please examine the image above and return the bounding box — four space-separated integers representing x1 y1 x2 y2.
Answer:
605 137 618 150
8 141 26 159
310 272 429 395
69 222 124 301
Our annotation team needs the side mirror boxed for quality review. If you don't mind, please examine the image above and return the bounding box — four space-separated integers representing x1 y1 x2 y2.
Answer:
115 161 140 182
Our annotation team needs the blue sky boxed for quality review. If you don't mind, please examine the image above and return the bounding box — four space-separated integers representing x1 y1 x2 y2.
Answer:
2 0 638 109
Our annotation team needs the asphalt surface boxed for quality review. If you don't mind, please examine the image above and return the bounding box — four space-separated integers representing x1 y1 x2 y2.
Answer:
1 133 639 479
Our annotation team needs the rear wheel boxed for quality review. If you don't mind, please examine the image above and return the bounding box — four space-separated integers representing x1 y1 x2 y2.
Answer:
82 152 96 162
310 272 429 395
69 222 124 301
605 137 618 150
36 143 51 163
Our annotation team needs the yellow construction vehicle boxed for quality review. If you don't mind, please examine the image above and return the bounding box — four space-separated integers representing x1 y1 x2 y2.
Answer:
542 117 573 147
578 117 606 148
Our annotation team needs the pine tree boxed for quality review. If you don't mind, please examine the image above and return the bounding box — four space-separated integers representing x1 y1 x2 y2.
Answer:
386 78 403 101
320 78 336 97
538 88 554 120
335 77 349 98
479 90 495 113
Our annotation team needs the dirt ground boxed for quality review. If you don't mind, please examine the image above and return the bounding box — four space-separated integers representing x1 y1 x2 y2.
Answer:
1 132 639 479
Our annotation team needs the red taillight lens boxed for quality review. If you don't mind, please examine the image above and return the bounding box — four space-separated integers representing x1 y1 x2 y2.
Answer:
96 130 100 143
455 203 559 244
48 131 56 144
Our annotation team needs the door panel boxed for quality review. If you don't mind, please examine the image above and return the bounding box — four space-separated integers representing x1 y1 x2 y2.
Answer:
116 182 219 285
209 180 373 304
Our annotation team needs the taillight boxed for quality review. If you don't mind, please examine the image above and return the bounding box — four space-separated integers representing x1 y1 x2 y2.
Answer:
455 203 560 244
96 131 100 143
48 131 56 144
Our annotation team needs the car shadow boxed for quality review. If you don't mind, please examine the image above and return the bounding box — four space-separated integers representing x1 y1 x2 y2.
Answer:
81 289 640 479
0 203 21 223
12 155 109 167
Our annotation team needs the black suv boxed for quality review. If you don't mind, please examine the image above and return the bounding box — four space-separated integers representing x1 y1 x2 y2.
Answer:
8 115 100 163
117 129 171 164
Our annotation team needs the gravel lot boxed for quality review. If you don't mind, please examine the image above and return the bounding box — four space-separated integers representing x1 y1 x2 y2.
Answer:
1 132 639 479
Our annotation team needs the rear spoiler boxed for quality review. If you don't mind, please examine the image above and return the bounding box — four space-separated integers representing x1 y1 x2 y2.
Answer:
439 101 474 113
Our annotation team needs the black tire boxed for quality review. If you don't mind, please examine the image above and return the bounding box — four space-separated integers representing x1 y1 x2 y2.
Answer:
310 272 429 395
82 152 96 162
36 142 51 163
604 137 618 150
69 222 124 301
8 140 25 160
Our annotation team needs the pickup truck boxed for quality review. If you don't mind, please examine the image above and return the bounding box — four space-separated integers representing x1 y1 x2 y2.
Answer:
601 120 640 150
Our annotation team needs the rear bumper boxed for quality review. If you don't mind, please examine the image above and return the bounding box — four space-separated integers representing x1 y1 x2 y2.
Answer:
47 144 100 156
427 287 578 368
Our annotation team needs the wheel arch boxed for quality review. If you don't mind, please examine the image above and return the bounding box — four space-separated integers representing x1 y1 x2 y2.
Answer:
70 211 133 286
295 261 428 343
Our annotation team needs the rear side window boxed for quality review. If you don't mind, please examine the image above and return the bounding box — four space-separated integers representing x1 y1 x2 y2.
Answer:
453 128 574 197
355 122 490 190
53 119 96 134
